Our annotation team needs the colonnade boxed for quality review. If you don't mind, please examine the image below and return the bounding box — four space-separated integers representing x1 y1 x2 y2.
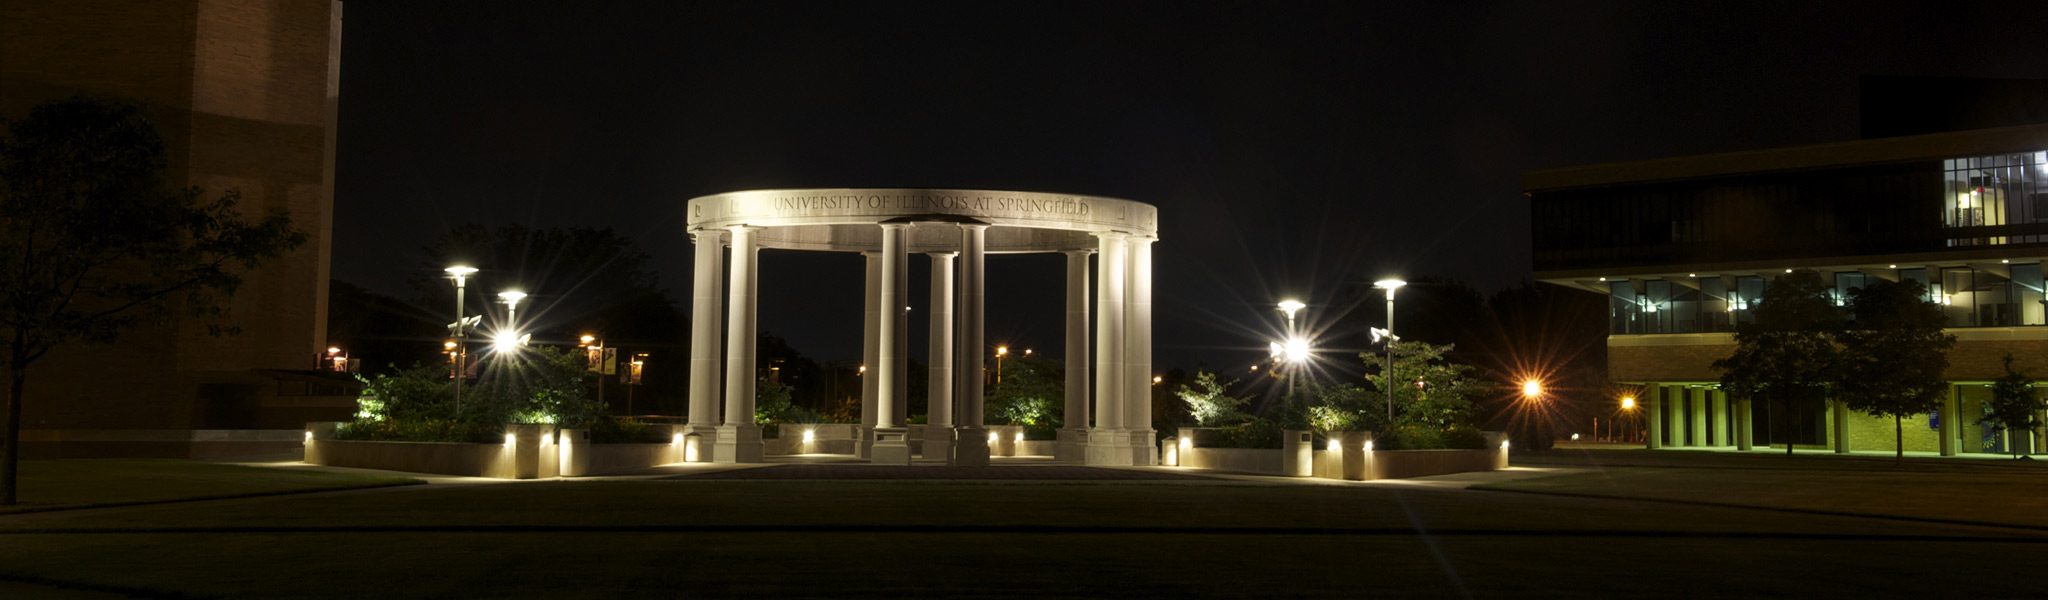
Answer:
681 223 1156 466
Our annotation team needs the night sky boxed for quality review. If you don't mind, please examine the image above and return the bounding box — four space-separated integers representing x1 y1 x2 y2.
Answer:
332 1 2048 371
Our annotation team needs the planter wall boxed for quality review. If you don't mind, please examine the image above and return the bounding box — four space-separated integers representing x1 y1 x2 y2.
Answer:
1165 429 1510 480
306 423 680 479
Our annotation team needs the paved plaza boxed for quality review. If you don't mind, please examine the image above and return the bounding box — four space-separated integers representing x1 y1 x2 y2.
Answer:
3 452 2046 598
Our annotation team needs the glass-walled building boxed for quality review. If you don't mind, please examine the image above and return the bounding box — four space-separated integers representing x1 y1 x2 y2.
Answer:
1530 123 2048 457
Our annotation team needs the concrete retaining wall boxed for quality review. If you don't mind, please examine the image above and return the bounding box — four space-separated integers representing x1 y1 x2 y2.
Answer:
1167 429 1509 480
306 423 679 479
310 439 517 478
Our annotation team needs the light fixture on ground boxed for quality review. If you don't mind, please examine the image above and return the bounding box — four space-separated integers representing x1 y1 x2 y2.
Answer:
1373 278 1407 423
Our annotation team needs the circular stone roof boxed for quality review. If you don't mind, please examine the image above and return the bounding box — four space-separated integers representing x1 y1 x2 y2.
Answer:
686 188 1158 253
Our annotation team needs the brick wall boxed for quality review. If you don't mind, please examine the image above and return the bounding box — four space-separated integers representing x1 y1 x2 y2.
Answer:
0 0 339 433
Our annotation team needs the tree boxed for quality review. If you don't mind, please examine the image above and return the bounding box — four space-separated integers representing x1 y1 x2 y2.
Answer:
1983 355 2044 460
0 97 305 504
1836 279 1955 459
1365 341 1486 430
987 355 1064 432
1714 270 1841 457
1178 370 1250 426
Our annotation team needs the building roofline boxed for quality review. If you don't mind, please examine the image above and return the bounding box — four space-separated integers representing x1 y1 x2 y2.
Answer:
1523 123 2048 193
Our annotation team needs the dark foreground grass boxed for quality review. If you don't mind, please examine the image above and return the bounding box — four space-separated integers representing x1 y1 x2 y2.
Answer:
0 459 421 514
1472 466 2048 529
3 478 2046 597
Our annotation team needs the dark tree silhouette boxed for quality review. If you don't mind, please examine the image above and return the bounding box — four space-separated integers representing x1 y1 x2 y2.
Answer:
1715 270 1842 457
1837 279 1954 459
0 97 305 504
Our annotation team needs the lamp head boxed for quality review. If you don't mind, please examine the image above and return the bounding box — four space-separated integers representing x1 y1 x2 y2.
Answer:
1277 299 1306 320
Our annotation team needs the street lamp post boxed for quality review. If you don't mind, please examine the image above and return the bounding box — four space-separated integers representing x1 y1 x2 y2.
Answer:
1373 278 1407 424
580 333 607 411
1620 395 1638 443
445 265 478 414
995 345 1009 386
1277 299 1305 397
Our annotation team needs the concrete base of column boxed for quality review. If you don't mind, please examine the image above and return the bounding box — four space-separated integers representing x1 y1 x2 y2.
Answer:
677 424 720 463
1055 428 1089 462
953 426 990 466
871 427 913 465
922 425 955 460
858 427 873 459
1085 429 1134 466
1340 431 1371 481
1126 429 1157 466
713 424 764 464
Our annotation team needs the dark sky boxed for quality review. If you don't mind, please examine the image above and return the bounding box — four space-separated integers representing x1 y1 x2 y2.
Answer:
332 1 2048 371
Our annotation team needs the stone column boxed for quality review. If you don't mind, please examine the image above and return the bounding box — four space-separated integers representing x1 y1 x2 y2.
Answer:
1645 384 1663 450
1736 397 1753 451
1709 391 1727 446
1939 386 1958 456
1830 399 1851 454
682 230 723 460
1056 249 1092 462
714 226 764 463
871 224 913 465
953 224 991 466
1087 232 1130 466
1690 388 1708 448
1122 237 1156 465
925 252 957 461
859 251 879 458
893 240 909 432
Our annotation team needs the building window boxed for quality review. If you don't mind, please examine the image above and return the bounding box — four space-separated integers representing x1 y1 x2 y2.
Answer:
1833 271 1867 308
1610 279 1639 334
1944 150 2048 246
2013 263 2046 326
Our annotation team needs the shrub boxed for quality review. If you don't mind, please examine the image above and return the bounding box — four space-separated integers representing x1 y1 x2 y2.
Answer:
1208 419 1282 449
588 418 670 444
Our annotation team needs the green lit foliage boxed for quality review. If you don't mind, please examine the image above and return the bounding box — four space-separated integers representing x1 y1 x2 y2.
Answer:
338 346 607 443
1178 370 1250 426
1837 278 1955 459
754 377 819 430
1715 269 1843 456
1984 355 2045 459
987 355 1064 432
1365 341 1485 431
352 364 454 422
472 346 603 428
1305 383 1378 434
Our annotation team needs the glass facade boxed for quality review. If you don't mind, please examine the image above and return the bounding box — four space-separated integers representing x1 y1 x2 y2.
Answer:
1535 148 2048 271
1944 151 2048 246
1604 263 2046 335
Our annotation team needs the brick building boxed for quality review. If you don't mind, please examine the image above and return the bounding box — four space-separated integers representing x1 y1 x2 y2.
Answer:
1528 120 2048 457
1 0 350 456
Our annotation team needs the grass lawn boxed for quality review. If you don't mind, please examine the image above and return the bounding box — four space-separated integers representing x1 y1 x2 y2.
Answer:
3 478 2045 597
0 459 421 514
1474 464 2048 529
